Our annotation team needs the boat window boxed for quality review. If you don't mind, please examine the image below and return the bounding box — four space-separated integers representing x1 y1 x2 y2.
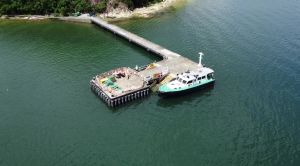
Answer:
187 80 193 84
197 77 201 80
183 80 187 84
202 76 205 79
179 78 183 82
207 73 214 80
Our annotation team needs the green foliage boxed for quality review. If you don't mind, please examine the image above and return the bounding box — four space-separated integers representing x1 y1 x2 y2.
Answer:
0 0 91 16
0 0 163 16
94 0 107 13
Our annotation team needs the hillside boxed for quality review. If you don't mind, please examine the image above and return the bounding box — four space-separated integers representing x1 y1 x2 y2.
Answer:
0 0 163 16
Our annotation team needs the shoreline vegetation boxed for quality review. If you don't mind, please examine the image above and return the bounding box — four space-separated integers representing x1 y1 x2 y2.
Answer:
0 0 185 21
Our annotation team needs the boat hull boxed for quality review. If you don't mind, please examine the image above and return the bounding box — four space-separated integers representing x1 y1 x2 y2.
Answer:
158 80 215 97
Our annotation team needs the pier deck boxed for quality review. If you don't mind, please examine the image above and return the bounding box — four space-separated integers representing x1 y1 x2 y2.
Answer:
87 17 200 107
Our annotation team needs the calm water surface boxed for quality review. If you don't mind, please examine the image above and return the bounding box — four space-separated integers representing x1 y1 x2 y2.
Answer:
0 0 300 165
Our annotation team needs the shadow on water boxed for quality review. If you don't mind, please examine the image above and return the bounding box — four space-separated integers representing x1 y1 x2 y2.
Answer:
156 84 215 108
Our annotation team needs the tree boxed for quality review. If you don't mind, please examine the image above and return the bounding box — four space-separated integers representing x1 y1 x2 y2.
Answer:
0 0 163 16
95 0 107 13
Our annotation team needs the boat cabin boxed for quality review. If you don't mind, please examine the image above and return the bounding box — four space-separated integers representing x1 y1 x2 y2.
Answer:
176 68 214 85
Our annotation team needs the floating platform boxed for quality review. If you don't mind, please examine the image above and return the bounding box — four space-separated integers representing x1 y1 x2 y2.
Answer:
91 64 169 107
90 67 151 107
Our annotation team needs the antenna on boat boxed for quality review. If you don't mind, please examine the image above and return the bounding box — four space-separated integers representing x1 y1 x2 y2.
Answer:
198 52 204 67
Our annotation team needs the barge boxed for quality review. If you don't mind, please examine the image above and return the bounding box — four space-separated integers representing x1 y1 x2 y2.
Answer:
91 65 169 107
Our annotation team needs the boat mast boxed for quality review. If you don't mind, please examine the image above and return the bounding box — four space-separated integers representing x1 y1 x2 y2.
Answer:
198 52 204 67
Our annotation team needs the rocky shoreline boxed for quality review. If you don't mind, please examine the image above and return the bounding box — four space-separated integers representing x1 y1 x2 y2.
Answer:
100 0 186 20
0 15 48 20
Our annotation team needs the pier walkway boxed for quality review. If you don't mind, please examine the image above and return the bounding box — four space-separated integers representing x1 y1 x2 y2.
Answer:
90 17 199 75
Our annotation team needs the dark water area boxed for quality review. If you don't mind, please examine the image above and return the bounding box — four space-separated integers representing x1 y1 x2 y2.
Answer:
0 0 300 165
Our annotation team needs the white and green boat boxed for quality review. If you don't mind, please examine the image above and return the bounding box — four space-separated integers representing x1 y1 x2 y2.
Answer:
158 53 215 96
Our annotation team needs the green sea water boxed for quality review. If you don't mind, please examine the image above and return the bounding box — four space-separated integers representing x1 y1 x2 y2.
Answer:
0 0 300 165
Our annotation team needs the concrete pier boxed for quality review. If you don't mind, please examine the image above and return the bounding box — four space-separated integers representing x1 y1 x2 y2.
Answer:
90 17 199 75
86 17 201 107
91 17 180 60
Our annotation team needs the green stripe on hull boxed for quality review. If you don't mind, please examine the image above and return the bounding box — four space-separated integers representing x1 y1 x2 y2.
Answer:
159 79 215 93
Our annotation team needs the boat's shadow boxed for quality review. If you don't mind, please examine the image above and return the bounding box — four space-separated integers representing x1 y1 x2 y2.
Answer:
156 84 215 108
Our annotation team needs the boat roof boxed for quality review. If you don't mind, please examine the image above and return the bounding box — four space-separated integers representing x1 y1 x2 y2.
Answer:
177 67 214 81
178 72 196 81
